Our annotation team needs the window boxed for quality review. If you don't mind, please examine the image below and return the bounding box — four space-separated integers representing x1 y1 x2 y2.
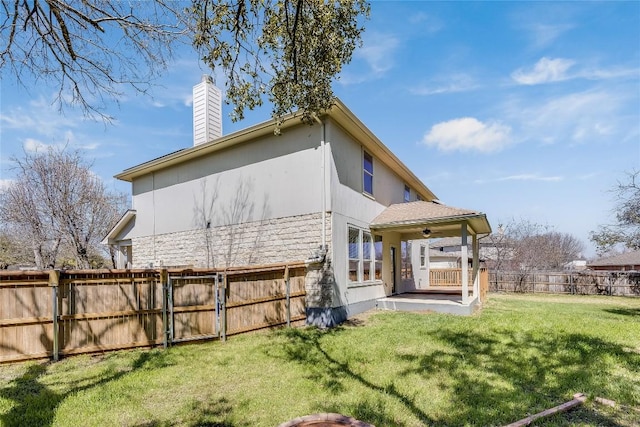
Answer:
404 185 410 203
363 232 372 280
416 194 423 201
348 227 361 282
420 245 426 268
363 151 373 195
401 240 413 279
374 236 383 279
348 226 381 284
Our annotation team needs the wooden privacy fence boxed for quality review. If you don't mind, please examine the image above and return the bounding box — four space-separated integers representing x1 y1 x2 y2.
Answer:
0 263 306 364
489 270 640 296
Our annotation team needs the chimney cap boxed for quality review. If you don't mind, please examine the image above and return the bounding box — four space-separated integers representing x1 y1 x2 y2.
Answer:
201 74 214 84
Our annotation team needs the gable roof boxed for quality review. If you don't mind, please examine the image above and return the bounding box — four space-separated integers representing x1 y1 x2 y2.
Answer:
588 250 640 267
114 99 436 202
101 210 136 245
369 201 491 236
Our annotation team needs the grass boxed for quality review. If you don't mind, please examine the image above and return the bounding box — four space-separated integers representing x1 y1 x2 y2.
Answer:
0 293 639 426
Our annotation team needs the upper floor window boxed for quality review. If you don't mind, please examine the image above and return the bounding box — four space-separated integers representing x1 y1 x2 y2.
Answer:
416 194 423 201
363 151 373 195
404 185 411 202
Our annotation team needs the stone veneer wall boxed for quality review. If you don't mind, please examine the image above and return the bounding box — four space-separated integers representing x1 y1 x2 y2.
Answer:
132 211 337 324
131 213 336 320
131 212 331 269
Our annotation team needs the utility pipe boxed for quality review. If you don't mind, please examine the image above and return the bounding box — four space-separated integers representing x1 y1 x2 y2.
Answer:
313 115 327 250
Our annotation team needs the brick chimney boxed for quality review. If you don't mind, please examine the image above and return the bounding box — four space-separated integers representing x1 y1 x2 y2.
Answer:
193 75 222 146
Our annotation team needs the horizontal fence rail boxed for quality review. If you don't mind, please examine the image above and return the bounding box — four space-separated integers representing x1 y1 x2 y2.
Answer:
0 262 306 364
489 270 640 296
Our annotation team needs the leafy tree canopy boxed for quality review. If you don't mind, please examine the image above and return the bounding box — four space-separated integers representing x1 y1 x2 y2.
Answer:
1 0 370 124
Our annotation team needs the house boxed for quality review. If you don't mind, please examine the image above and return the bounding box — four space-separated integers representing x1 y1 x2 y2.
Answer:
103 76 491 326
429 237 474 269
563 259 587 271
588 251 640 271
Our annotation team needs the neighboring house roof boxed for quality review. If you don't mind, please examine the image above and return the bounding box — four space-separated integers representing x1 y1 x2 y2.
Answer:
369 200 491 236
430 237 467 249
113 99 437 202
588 251 640 267
430 249 461 258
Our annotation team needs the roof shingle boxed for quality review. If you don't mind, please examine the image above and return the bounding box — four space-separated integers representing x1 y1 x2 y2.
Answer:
370 201 479 226
588 250 640 267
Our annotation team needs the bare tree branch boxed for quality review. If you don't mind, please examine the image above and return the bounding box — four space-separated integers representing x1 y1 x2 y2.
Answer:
0 148 127 269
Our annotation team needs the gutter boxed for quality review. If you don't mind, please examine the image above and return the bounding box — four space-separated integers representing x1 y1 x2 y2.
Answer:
370 213 489 230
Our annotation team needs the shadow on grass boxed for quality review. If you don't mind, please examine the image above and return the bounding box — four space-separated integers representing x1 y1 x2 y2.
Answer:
0 350 207 427
604 307 640 317
271 314 640 427
272 326 435 426
133 397 247 427
398 328 640 426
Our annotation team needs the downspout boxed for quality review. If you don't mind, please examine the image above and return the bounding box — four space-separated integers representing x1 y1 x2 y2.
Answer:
152 171 157 265
314 115 327 250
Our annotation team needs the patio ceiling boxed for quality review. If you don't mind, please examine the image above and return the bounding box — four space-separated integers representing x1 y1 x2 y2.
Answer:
369 201 491 239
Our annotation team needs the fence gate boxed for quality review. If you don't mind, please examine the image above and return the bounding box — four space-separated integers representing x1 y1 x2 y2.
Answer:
164 274 223 347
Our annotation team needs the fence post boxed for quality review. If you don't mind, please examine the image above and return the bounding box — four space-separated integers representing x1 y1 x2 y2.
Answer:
220 283 227 342
569 272 574 294
215 273 221 338
49 270 60 362
160 269 168 349
284 265 291 327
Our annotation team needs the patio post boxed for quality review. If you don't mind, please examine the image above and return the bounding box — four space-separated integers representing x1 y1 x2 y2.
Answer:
461 222 469 304
472 234 480 301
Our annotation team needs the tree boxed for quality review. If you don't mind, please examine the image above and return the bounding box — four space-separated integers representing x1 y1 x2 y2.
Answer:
489 219 585 271
189 0 369 125
1 0 185 120
590 170 640 255
0 228 33 268
0 148 127 269
487 218 585 292
1 0 369 123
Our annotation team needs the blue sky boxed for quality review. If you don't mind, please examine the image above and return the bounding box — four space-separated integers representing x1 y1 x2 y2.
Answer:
1 1 639 257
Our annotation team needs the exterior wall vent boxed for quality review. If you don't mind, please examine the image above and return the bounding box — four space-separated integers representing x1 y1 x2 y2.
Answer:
193 75 222 146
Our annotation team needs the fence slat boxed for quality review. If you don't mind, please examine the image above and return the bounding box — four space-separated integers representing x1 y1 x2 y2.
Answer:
489 270 640 296
0 263 306 364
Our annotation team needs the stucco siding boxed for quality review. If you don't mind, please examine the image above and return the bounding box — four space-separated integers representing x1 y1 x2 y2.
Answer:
125 124 325 239
326 120 410 208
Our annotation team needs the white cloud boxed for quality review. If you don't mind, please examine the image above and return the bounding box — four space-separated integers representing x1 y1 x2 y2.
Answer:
474 174 564 184
423 117 512 153
357 33 399 74
506 88 633 145
339 32 399 84
23 138 50 152
527 23 575 49
408 12 443 33
512 57 575 85
498 174 563 182
0 179 14 190
0 98 77 136
410 74 478 96
578 66 639 81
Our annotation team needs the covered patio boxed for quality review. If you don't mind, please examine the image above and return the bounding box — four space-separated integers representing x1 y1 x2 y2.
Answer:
370 201 492 315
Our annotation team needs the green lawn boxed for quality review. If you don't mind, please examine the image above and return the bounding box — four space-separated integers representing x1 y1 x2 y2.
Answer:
1 294 639 426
